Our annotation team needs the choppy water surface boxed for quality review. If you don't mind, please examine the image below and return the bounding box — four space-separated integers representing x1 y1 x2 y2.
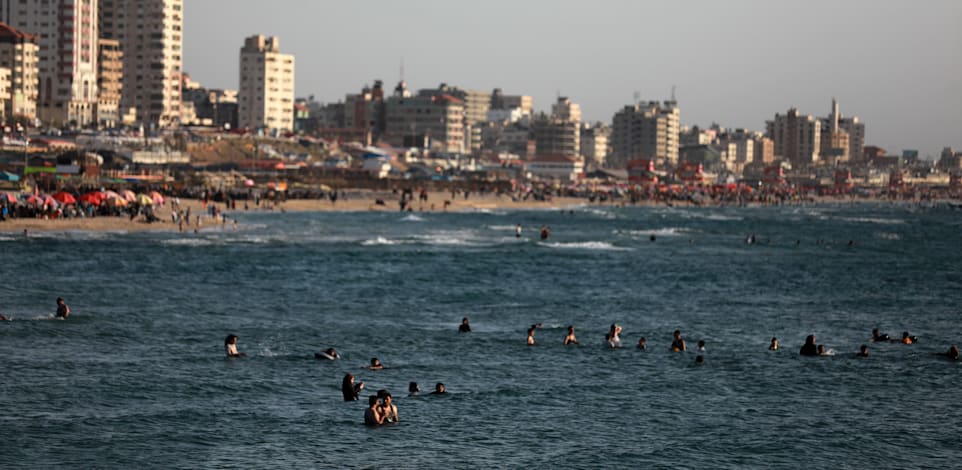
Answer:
2 203 961 468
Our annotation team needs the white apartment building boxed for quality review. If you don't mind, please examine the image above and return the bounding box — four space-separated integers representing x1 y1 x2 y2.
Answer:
384 93 464 153
2 0 98 126
99 0 184 128
238 35 294 132
766 108 821 167
0 22 38 121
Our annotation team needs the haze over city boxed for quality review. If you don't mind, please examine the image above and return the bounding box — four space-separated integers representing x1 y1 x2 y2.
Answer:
184 0 961 158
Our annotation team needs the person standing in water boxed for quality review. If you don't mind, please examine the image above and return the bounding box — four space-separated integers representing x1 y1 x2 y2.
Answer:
769 337 779 351
540 225 550 240
364 396 384 426
55 297 70 319
800 335 818 356
527 326 537 346
224 334 246 357
342 374 364 401
670 330 686 352
563 326 578 345
459 317 471 333
515 224 523 238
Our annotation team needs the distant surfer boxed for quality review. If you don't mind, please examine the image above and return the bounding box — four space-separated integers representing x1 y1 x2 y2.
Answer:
315 348 339 360
459 317 471 333
55 297 70 319
224 334 246 357
563 325 578 346
800 335 818 356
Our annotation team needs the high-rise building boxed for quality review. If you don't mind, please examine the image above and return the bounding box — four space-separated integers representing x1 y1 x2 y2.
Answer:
766 108 821 167
817 99 865 163
2 0 99 126
490 88 533 114
418 84 490 153
531 97 583 158
95 38 122 127
610 101 680 168
100 0 183 128
238 35 294 132
0 22 38 121
551 96 581 123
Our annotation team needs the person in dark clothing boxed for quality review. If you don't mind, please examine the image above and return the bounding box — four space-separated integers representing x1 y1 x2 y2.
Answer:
800 335 818 356
342 373 364 401
459 317 471 333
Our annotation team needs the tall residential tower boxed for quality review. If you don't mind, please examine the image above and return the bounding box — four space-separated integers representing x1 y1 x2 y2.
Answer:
238 35 294 132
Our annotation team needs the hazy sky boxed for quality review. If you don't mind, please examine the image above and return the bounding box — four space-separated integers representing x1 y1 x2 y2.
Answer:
184 0 961 157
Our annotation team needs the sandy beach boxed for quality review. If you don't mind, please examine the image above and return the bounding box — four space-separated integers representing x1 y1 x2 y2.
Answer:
0 191 594 233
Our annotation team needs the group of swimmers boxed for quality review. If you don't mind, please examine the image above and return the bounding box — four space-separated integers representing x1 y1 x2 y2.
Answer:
778 330 959 360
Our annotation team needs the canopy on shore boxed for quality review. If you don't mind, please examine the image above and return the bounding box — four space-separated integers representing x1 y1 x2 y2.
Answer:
105 197 128 207
78 191 106 206
1 192 17 203
148 190 164 205
135 193 153 206
120 190 136 202
52 192 77 205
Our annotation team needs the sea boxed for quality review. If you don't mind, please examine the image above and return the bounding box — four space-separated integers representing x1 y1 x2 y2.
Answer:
1 202 960 468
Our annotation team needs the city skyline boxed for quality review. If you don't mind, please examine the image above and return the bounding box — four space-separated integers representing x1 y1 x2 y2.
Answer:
183 0 961 158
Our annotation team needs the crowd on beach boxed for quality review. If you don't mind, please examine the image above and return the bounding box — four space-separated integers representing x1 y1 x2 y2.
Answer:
217 316 959 427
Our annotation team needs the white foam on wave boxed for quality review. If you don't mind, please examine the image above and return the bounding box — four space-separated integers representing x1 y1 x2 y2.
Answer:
875 232 902 240
541 241 630 251
840 217 906 225
682 212 743 221
161 238 215 247
400 214 425 222
583 208 617 219
361 236 405 246
486 225 517 231
619 227 689 237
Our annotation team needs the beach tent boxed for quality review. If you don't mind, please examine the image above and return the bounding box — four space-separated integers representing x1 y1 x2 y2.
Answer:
52 192 77 205
148 190 164 205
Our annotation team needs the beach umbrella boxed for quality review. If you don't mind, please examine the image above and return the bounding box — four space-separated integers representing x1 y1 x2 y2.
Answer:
1 192 16 203
120 189 136 202
135 193 153 206
104 190 122 200
105 197 128 207
27 194 43 205
52 191 77 205
244 179 255 187
78 192 105 206
148 190 164 205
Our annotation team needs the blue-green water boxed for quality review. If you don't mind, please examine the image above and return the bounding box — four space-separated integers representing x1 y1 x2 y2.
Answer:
2 203 961 468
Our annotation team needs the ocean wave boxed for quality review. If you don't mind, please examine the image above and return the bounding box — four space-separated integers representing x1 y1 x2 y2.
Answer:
361 236 406 246
875 232 902 240
400 214 425 222
161 238 215 247
840 217 906 225
619 227 690 237
541 241 630 251
486 225 517 231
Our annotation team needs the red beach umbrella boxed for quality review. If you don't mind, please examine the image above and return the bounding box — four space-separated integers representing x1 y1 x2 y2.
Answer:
52 191 77 205
148 190 164 205
1 192 17 203
78 191 106 205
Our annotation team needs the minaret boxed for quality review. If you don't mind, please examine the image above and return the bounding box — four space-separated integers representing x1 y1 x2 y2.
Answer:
831 97 840 133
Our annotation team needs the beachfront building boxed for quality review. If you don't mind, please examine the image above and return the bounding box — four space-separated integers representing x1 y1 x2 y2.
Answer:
526 154 584 181
0 22 38 122
2 0 99 126
0 66 9 121
99 0 183 128
609 100 680 169
238 35 295 132
580 123 610 167
95 38 122 128
766 108 821 168
818 98 864 164
384 92 465 153
530 96 583 158
418 84 490 153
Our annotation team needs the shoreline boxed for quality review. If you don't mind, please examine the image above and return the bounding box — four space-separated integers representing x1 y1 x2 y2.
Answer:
0 191 954 233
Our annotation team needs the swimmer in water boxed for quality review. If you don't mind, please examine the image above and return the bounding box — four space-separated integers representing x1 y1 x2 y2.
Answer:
563 325 578 346
606 324 623 348
527 326 537 346
459 317 471 333
694 355 704 364
540 225 550 240
817 344 835 356
856 344 869 357
55 297 70 319
936 345 960 361
515 224 522 238
408 382 420 395
430 383 446 395
769 337 779 351
637 337 647 351
871 328 891 343
364 395 384 426
224 334 246 357
314 347 339 360
800 335 818 356
670 330 686 352
342 374 364 401
367 358 384 370
379 392 398 423
900 331 917 344
697 340 706 352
